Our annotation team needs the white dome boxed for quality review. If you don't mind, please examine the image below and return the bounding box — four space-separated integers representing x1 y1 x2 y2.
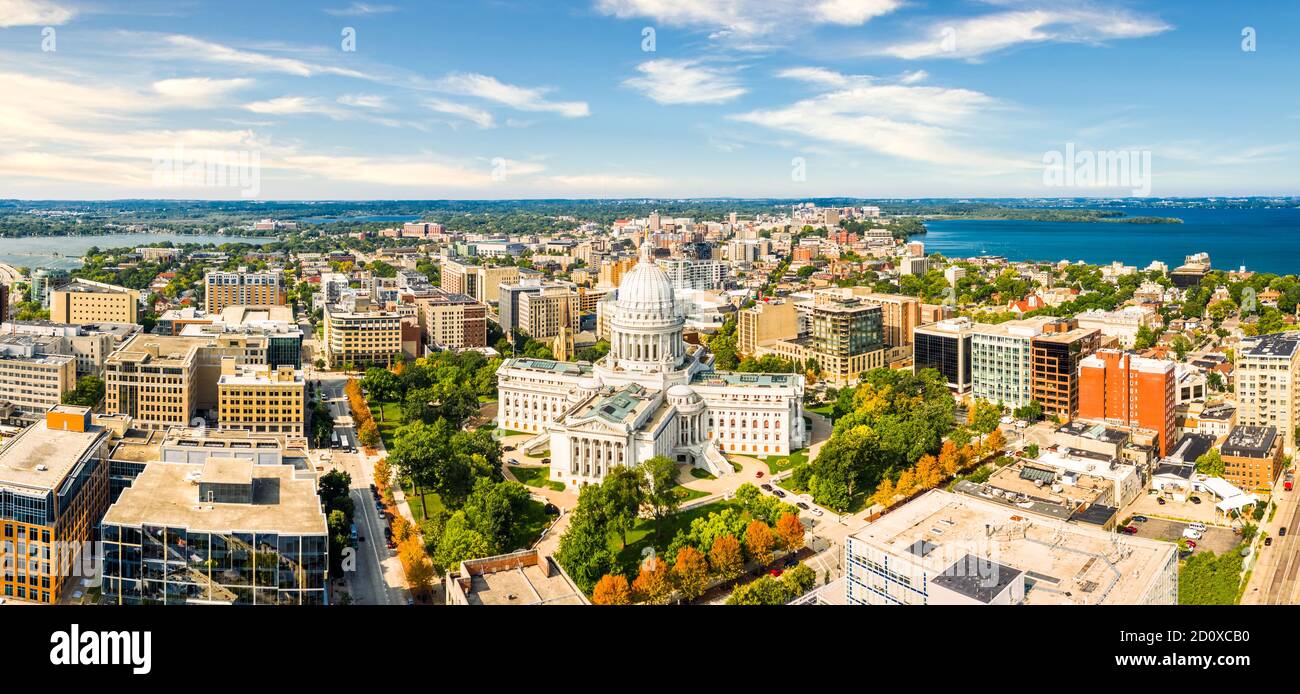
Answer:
617 260 676 313
666 384 695 398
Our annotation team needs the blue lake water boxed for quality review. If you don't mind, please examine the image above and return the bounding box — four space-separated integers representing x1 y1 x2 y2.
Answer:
0 233 274 270
922 207 1300 276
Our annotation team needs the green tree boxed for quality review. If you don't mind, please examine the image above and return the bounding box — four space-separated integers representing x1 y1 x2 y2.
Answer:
61 375 105 407
601 466 644 549
1195 449 1225 477
638 456 681 543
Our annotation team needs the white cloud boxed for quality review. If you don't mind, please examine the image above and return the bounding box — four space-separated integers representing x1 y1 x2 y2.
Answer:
244 96 326 115
732 68 1027 171
337 93 389 109
0 0 74 27
152 77 253 104
877 7 1171 60
155 35 371 79
624 59 746 105
435 72 589 118
426 99 495 128
595 0 900 36
324 2 397 16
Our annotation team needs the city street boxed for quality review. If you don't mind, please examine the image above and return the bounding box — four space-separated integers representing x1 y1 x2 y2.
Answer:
1243 486 1300 605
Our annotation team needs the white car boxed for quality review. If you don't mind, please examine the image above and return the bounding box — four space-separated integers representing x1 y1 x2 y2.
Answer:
1182 528 1203 540
1188 522 1207 532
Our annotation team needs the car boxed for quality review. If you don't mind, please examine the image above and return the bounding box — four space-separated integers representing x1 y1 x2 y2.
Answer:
386 539 396 549
1131 515 1148 523
1121 525 1138 535
1182 528 1202 540
772 489 786 498
369 483 378 496
1185 540 1197 550
796 502 810 510
1157 497 1167 505
503 445 515 452
783 556 798 568
1015 420 1028 429
760 484 773 491
769 568 783 577
1188 522 1207 532
1190 496 1202 505
1266 537 1274 546
543 503 559 515
375 500 384 511
1282 527 1289 537
541 458 551 465
811 508 823 517
755 470 764 478
999 416 1013 425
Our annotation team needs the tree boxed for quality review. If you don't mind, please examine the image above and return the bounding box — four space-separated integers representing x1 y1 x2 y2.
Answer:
601 466 644 549
775 513 805 554
555 486 618 594
461 478 533 553
1013 400 1043 422
591 574 632 605
1025 443 1040 458
361 367 401 402
672 546 710 601
398 536 435 596
968 399 1002 434
638 456 680 542
631 556 674 604
1171 334 1194 360
431 511 493 574
984 428 1007 454
726 575 792 605
1195 449 1225 477
61 375 105 407
709 535 744 582
1134 324 1157 350
357 419 380 449
744 520 776 565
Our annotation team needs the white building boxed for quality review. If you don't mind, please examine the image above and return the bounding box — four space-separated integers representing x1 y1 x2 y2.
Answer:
1075 306 1158 349
497 242 807 487
970 317 1051 409
1235 333 1300 455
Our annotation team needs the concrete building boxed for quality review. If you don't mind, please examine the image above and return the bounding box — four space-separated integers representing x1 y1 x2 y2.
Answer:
737 300 798 356
756 294 885 387
204 270 284 315
440 258 518 306
217 360 306 437
99 458 328 605
1235 333 1300 455
1078 349 1176 456
844 489 1178 605
50 279 139 325
1220 425 1284 492
518 284 579 340
1075 306 1159 349
418 290 487 350
913 318 974 393
444 549 588 605
1029 320 1101 418
31 268 70 309
0 407 112 603
899 256 929 277
322 295 403 369
0 320 138 377
658 258 726 292
970 317 1053 410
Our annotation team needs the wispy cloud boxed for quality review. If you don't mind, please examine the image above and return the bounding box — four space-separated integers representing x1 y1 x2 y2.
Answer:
426 98 495 128
152 77 254 105
624 59 747 105
337 93 389 109
324 2 397 17
0 0 74 27
595 0 901 37
434 72 590 118
875 6 1171 60
154 35 371 79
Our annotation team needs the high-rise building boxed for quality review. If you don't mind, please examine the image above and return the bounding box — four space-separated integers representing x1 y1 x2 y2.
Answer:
50 279 139 325
217 360 306 437
518 285 579 340
1078 349 1176 456
738 300 798 355
204 270 284 314
31 268 70 309
913 318 974 393
418 290 487 349
440 258 518 306
0 407 112 604
857 292 922 348
1030 320 1101 418
1235 333 1300 455
0 343 77 414
970 317 1054 410
760 295 885 387
322 296 403 369
1220 425 1284 492
657 259 725 292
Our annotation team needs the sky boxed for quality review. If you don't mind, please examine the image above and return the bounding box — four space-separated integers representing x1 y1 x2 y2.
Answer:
0 0 1298 200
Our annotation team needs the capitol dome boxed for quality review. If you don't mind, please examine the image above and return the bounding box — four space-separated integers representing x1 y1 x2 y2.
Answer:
617 244 676 314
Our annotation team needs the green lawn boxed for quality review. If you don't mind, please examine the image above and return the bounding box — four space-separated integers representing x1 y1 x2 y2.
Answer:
510 499 553 550
401 482 446 523
492 427 535 439
808 404 834 418
526 449 550 459
756 449 809 475
509 464 565 492
371 401 404 450
777 477 805 495
689 467 716 480
477 395 498 403
610 500 744 573
673 486 710 504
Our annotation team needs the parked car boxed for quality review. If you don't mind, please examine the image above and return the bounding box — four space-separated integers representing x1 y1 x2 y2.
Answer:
1282 527 1289 537
1190 496 1202 505
1189 522 1207 532
769 568 783 577
543 503 559 515
503 445 515 452
1265 537 1274 546
760 484 773 491
811 508 824 517
368 483 378 496
755 470 765 478
1131 515 1149 523
1156 497 1167 505
797 502 810 510
541 458 551 465
1182 528 1203 540
1121 525 1139 535
1185 540 1197 550
772 489 786 498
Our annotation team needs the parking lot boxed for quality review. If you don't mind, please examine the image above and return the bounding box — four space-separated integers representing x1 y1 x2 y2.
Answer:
1124 516 1239 556
1125 491 1223 526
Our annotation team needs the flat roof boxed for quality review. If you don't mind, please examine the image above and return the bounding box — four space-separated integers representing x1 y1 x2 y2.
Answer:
102 461 327 535
109 333 209 364
931 554 1023 604
1241 332 1300 358
0 420 106 492
457 554 587 606
201 457 254 486
1222 425 1277 458
853 489 1175 605
692 370 797 388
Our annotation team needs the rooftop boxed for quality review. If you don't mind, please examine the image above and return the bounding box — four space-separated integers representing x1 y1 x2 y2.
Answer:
500 357 592 377
691 370 797 388
449 549 588 606
0 418 107 493
54 279 133 295
1221 425 1278 458
102 461 327 535
1241 333 1300 358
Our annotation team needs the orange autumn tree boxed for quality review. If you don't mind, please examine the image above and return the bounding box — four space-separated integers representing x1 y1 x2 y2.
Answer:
632 557 674 604
914 454 944 489
592 574 632 605
985 428 1007 454
870 478 897 508
744 520 776 566
775 513 805 554
710 535 744 581
672 546 710 601
398 536 435 597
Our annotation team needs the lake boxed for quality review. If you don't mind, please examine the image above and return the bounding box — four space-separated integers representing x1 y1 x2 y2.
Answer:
0 233 274 270
921 207 1300 276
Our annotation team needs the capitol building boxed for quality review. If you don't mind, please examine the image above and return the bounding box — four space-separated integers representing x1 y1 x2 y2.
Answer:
496 242 808 487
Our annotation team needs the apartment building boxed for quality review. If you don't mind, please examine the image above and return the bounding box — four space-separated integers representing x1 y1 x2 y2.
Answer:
100 458 328 605
217 360 306 437
843 490 1178 606
913 317 975 393
0 407 113 604
419 290 487 349
518 285 580 340
970 317 1053 410
1220 425 1284 492
738 300 798 355
104 335 202 431
1078 349 1177 456
757 295 884 387
322 296 403 369
1075 306 1159 349
0 321 138 377
0 350 77 415
1235 333 1300 455
657 258 725 291
50 279 139 324
1030 320 1101 418
204 270 284 314
440 258 518 306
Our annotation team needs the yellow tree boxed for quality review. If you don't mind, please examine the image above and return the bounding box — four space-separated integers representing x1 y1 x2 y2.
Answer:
672 546 710 601
710 535 744 581
985 428 1007 454
745 520 776 566
871 478 897 508
398 536 435 597
895 468 918 498
775 513 805 554
938 441 963 476
391 515 412 543
592 574 632 605
632 557 674 604
914 454 942 488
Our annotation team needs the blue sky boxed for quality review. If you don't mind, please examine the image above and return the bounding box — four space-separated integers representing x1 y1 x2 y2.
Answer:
0 0 1297 199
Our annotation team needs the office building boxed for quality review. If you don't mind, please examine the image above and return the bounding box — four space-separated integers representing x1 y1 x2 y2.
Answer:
1074 306 1159 349
99 458 328 605
913 318 974 393
756 295 885 387
418 290 487 349
204 270 284 314
1220 425 1284 492
844 490 1178 606
217 360 306 437
1078 349 1176 456
1030 320 1101 418
899 256 929 277
518 285 579 340
440 258 518 306
658 259 725 292
0 407 112 603
31 268 70 308
970 317 1053 410
738 300 798 355
50 279 139 325
0 320 139 377
1235 333 1300 455
322 295 403 369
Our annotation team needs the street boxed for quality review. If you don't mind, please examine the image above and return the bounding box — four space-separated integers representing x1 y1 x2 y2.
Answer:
1243 485 1300 605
